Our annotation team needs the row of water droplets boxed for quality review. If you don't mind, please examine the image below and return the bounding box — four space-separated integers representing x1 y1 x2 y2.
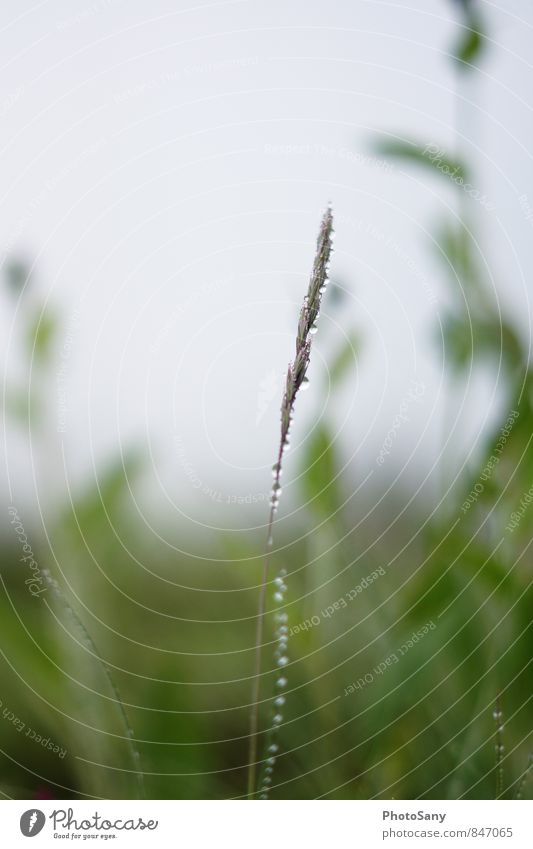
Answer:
257 240 333 798
257 216 334 798
493 703 505 797
515 754 533 799
492 702 533 799
258 460 290 798
493 705 504 748
258 564 289 798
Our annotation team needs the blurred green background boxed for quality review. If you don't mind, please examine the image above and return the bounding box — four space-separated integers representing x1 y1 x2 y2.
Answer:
0 1 531 800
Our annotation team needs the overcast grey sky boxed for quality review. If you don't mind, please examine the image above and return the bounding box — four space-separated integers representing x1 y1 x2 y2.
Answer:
1 1 533 537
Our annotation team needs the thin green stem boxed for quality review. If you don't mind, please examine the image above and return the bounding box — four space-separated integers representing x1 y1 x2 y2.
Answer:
43 568 145 798
247 427 283 798
246 207 334 799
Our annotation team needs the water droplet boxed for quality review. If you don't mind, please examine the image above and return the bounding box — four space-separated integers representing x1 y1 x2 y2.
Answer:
260 793 268 799
274 577 284 588
273 592 284 603
268 743 279 753
265 766 273 775
277 656 289 667
309 324 318 335
273 713 283 725
275 613 288 624
272 463 282 477
262 776 272 785
493 710 502 721
278 625 288 636
301 376 310 391
276 676 288 688
274 696 285 707
278 568 287 578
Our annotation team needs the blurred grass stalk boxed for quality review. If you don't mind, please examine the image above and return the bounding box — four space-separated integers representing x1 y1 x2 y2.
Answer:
247 207 334 798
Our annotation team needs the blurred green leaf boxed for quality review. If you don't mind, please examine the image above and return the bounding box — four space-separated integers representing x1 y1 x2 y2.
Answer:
61 450 143 536
328 331 361 388
373 138 468 183
300 423 342 518
453 13 485 67
3 259 30 295
327 279 347 307
440 311 472 371
433 221 488 307
26 308 59 363
435 222 470 275
4 387 31 423
440 311 524 374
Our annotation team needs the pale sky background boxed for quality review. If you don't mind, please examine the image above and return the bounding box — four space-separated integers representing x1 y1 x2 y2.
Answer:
1 0 532 539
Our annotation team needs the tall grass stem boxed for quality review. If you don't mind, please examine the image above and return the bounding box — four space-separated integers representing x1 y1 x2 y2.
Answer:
246 206 334 798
